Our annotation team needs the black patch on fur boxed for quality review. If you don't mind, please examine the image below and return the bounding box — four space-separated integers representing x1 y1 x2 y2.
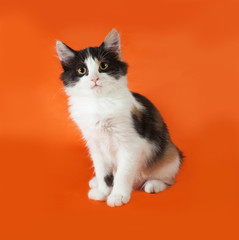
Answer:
59 43 128 87
104 174 114 187
131 92 170 166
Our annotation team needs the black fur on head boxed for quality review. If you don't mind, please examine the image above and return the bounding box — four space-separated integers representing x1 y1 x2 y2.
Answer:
56 29 128 87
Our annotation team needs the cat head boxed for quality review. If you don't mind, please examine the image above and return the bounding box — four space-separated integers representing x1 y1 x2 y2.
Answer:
56 29 128 95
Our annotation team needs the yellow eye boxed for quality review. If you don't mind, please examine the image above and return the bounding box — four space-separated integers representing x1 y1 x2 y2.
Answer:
78 67 87 75
99 62 108 70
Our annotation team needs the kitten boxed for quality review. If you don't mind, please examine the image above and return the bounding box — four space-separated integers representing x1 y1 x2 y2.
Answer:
56 29 182 207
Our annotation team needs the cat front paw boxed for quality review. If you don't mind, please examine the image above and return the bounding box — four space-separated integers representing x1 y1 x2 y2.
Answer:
107 193 130 207
88 188 107 201
89 177 98 189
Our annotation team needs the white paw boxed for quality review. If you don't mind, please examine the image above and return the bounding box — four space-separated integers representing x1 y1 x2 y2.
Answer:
144 180 167 193
88 188 107 201
89 177 98 189
107 193 130 207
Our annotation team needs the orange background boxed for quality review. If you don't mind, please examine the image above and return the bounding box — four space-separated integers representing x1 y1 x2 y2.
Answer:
1 0 239 239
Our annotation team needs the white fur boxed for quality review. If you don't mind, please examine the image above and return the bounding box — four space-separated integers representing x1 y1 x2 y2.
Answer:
144 180 167 193
64 55 181 206
65 56 145 206
107 193 130 207
88 188 107 201
58 29 181 206
89 176 98 189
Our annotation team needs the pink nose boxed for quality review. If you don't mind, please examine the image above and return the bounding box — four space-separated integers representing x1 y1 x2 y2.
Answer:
91 77 99 83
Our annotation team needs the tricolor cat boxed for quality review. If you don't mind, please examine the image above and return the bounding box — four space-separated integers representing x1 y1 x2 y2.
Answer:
56 29 182 207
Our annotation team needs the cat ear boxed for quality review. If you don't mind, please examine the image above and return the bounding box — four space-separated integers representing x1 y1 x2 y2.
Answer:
103 29 121 58
56 41 75 68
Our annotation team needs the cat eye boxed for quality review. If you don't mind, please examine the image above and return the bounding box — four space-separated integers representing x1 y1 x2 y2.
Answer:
99 62 109 71
78 67 87 75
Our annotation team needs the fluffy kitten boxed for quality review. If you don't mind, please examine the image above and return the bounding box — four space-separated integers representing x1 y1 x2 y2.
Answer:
56 29 182 207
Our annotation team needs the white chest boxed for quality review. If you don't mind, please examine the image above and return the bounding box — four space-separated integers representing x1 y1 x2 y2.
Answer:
68 93 133 141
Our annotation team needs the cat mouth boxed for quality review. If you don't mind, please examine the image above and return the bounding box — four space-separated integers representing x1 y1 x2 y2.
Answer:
91 83 102 88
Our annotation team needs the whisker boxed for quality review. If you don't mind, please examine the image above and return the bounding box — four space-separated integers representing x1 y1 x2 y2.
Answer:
50 86 65 104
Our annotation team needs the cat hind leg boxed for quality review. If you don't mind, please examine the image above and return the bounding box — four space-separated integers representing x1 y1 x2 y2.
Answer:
143 179 168 193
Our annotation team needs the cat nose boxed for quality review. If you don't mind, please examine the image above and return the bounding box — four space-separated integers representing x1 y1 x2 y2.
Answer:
91 77 99 83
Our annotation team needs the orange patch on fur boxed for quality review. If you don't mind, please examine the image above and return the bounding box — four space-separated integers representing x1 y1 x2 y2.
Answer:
132 105 142 121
